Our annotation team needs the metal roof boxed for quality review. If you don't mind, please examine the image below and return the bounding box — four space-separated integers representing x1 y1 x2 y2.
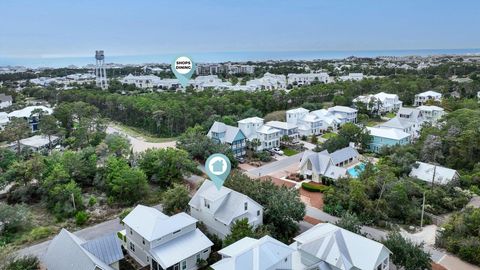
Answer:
81 233 124 266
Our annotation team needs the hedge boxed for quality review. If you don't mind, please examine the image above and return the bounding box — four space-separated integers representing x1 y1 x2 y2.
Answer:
301 182 330 193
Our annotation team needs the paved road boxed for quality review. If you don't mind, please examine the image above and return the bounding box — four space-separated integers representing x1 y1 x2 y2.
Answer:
16 218 123 260
248 152 304 177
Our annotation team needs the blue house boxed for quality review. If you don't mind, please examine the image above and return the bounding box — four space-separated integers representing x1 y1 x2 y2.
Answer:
207 121 247 158
366 127 410 152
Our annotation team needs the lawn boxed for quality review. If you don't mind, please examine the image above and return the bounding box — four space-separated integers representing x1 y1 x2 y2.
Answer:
385 112 396 119
283 148 299 156
321 132 337 139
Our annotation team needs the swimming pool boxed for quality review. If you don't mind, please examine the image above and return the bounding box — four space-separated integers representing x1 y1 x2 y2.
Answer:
347 163 366 178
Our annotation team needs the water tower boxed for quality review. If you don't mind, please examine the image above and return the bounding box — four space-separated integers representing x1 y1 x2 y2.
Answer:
95 50 108 90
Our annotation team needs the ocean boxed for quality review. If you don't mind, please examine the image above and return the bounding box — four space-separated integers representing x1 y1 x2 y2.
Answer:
1 48 480 68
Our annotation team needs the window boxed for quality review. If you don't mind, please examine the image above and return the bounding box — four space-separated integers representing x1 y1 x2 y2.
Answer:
182 260 187 270
257 210 260 216
203 249 209 253
129 242 135 252
173 229 181 234
196 253 200 261
244 202 248 210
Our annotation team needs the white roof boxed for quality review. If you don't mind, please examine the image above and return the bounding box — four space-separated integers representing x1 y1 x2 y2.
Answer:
328 106 357 113
256 125 280 134
294 223 391 270
122 205 197 241
416 90 442 97
287 107 309 114
417 105 444 112
410 162 459 185
212 236 295 270
8 105 53 118
238 117 264 124
189 180 263 225
45 229 118 270
374 92 398 102
151 229 213 269
265 121 297 130
19 135 59 148
367 127 410 140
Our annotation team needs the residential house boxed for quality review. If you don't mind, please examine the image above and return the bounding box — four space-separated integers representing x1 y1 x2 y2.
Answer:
299 146 360 182
410 162 460 185
211 236 295 270
264 121 299 140
285 107 345 137
287 72 331 86
237 117 281 151
12 135 60 152
207 121 247 158
7 105 53 131
366 127 410 152
0 112 9 129
353 92 403 114
246 73 287 90
414 90 442 106
293 223 391 270
44 229 124 270
327 106 358 124
189 180 263 239
121 205 213 270
417 105 445 123
0 93 13 109
338 72 364 81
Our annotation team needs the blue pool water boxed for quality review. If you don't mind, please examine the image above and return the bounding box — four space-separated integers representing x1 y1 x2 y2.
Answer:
347 163 366 178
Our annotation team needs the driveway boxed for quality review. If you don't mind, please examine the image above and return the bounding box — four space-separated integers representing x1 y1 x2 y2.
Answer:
106 124 176 153
247 152 304 178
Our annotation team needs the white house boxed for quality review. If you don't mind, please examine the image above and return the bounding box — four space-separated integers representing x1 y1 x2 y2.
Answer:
8 105 53 131
237 117 281 151
264 121 299 140
211 236 295 270
417 105 445 123
0 94 13 109
44 229 124 270
287 72 331 86
410 162 460 185
189 180 263 239
414 90 442 106
12 135 60 152
327 106 358 124
299 147 360 182
121 205 213 270
293 223 391 270
246 73 287 90
353 92 403 114
338 72 364 81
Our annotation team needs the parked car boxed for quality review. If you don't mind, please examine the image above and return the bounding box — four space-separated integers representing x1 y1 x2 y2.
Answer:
272 148 284 155
237 157 246 164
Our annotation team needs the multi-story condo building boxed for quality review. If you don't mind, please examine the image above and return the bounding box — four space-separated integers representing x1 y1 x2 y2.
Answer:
287 72 331 86
246 73 287 90
189 180 263 239
414 90 442 106
207 121 247 158
121 205 213 270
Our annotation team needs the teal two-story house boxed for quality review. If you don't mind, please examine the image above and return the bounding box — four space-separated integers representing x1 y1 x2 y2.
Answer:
207 121 247 158
366 127 411 153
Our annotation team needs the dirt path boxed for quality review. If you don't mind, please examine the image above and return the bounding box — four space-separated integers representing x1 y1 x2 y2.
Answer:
106 124 176 153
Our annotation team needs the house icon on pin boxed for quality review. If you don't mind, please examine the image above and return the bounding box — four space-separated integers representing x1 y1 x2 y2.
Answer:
212 160 224 173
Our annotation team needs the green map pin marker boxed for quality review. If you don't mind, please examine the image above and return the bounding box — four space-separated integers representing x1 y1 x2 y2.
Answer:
205 153 231 190
171 56 196 87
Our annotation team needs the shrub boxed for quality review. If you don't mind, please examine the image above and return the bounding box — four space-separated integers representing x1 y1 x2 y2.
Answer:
88 196 97 207
256 151 272 162
75 211 89 226
28 227 53 241
301 182 330 193
4 256 40 270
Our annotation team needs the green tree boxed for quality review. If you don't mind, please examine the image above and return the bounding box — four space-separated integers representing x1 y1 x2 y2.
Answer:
3 256 40 270
383 231 431 270
139 148 197 187
38 114 62 151
335 211 363 235
104 133 131 157
223 218 256 246
162 184 190 215
1 118 30 154
105 157 148 205
0 203 31 235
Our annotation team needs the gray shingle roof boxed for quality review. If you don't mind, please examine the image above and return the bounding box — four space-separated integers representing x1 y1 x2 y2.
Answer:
208 121 244 144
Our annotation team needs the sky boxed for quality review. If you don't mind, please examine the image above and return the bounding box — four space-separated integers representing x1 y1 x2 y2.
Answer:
0 0 479 58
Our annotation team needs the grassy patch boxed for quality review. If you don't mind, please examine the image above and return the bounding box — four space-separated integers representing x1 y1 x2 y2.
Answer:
283 148 299 156
301 182 331 193
321 132 337 139
110 122 176 143
385 112 396 119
